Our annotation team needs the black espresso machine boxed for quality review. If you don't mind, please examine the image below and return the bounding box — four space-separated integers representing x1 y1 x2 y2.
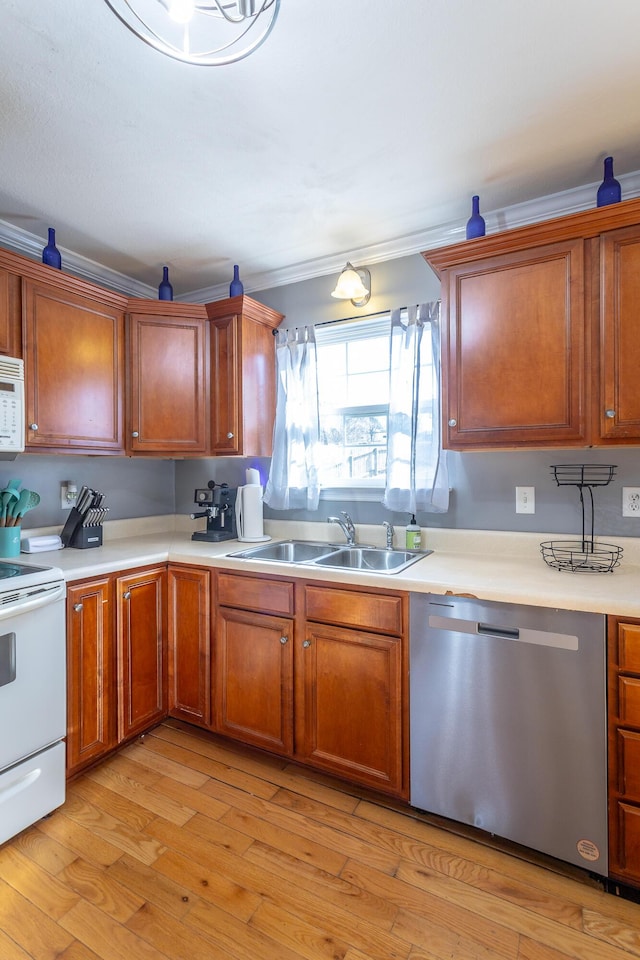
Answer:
190 481 237 542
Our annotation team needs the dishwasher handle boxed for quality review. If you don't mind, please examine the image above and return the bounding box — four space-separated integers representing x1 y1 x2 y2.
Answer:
477 621 519 640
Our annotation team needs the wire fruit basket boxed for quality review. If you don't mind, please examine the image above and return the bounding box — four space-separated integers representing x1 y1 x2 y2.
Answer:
540 464 623 573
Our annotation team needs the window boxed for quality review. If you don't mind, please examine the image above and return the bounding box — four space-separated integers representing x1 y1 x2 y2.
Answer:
315 311 436 501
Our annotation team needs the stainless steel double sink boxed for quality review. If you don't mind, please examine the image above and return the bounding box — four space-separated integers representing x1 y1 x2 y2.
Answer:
227 539 433 575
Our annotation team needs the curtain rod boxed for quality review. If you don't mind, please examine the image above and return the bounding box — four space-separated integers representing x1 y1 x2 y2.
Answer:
272 309 392 335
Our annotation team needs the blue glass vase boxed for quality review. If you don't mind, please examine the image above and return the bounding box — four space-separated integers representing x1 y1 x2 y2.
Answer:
229 264 244 297
42 227 62 269
596 156 621 207
466 195 486 239
158 265 173 301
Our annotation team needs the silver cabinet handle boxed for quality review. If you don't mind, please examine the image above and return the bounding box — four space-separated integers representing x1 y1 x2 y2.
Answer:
303 639 311 648
123 591 131 600
226 432 234 439
605 410 616 419
29 423 38 431
132 431 139 438
280 636 288 645
73 603 83 612
448 418 457 427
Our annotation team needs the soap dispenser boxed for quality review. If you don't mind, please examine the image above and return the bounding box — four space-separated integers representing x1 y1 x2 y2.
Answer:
406 515 421 550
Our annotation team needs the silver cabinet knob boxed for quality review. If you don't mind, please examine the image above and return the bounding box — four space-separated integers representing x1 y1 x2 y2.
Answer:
226 432 234 439
303 639 311 648
448 418 457 427
605 410 616 419
73 603 83 612
132 431 139 438
29 423 38 431
280 636 288 645
123 590 131 600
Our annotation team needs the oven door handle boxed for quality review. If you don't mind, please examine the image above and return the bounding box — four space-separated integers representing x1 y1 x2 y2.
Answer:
0 583 65 621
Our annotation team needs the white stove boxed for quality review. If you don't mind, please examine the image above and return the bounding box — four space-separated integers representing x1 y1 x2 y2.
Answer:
0 559 66 845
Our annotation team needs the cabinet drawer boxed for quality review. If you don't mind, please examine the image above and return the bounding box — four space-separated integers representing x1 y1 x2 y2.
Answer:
304 585 404 635
619 676 640 727
217 572 294 616
618 729 640 800
619 622 640 674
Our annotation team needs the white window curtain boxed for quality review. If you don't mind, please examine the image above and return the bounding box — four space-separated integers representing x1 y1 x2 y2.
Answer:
383 302 449 514
264 326 321 511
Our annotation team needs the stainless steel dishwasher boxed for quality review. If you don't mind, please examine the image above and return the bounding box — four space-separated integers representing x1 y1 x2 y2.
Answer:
410 594 608 876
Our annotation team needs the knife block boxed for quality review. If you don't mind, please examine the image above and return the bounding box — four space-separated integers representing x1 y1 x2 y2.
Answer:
70 525 103 549
61 509 103 548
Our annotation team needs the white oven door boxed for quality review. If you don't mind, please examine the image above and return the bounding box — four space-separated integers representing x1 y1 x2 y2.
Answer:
0 582 66 771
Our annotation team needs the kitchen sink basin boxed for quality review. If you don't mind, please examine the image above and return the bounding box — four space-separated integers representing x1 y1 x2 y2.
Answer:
313 546 432 573
228 540 432 574
228 540 338 563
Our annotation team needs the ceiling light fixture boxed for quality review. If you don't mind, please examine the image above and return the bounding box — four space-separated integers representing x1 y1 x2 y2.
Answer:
331 262 371 307
102 0 280 66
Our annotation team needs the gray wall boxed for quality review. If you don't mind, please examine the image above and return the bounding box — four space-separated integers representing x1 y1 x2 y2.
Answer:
0 455 175 530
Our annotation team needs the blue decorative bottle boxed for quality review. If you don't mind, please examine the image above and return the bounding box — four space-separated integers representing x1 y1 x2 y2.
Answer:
597 156 621 207
466 195 485 239
42 227 62 269
158 266 173 301
229 264 244 297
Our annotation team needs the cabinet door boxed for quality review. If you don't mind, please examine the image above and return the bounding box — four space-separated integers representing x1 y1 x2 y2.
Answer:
0 267 21 357
299 622 404 795
22 280 124 452
66 577 116 776
127 309 208 454
442 239 587 448
117 567 167 741
600 225 640 440
167 565 211 727
207 296 282 456
214 606 293 755
209 314 240 454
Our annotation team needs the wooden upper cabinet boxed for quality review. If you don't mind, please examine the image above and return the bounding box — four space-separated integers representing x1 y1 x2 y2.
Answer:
424 195 640 450
599 224 640 442
0 265 22 357
22 277 125 453
435 239 587 448
206 295 283 456
126 301 209 455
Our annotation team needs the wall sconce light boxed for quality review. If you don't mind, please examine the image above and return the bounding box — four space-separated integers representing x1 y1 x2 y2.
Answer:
331 262 371 307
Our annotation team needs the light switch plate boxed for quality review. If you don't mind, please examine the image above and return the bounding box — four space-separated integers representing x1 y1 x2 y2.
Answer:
516 486 535 514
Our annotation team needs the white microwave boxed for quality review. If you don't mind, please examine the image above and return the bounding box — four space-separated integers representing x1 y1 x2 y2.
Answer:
0 357 25 456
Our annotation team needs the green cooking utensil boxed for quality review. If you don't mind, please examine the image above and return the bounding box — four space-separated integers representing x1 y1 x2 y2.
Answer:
8 489 40 526
0 487 19 527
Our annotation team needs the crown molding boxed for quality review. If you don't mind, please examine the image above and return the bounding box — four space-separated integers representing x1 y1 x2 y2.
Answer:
0 218 156 299
2 169 640 303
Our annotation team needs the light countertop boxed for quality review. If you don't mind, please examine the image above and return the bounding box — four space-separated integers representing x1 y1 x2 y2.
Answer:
16 515 640 618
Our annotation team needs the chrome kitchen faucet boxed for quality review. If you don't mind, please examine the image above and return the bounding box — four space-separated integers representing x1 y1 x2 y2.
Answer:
328 511 356 545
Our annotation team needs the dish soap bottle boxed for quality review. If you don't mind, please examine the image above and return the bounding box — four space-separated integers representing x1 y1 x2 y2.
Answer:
406 515 421 550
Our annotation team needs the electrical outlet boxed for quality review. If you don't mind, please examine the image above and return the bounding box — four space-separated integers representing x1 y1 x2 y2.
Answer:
622 487 640 517
60 481 77 510
515 486 535 514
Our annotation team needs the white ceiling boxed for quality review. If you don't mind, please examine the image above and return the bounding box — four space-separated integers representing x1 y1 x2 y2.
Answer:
1 0 639 297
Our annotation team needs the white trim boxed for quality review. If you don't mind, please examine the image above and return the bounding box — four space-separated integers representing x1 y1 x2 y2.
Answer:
319 485 384 503
2 170 640 302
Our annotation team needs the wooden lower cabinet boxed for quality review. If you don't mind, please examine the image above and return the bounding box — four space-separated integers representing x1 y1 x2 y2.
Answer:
117 567 167 741
608 615 640 885
214 606 294 754
66 566 166 776
66 576 116 778
168 564 212 727
213 571 408 798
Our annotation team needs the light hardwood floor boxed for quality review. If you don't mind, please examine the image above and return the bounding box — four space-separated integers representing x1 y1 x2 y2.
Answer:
1 720 639 960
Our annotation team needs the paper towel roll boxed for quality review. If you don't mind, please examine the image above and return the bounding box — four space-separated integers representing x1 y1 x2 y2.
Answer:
236 483 265 540
245 467 261 485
